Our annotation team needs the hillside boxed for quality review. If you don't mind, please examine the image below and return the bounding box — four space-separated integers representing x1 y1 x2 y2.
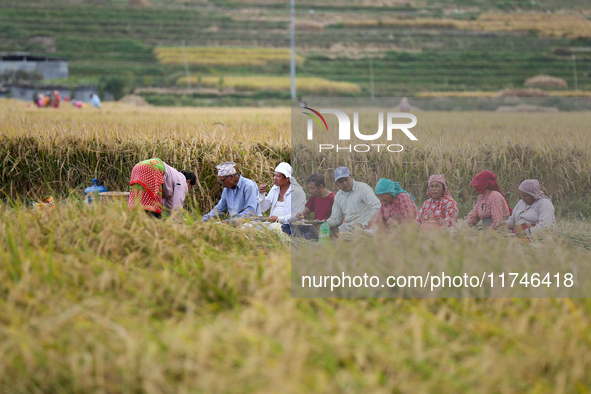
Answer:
1 0 591 103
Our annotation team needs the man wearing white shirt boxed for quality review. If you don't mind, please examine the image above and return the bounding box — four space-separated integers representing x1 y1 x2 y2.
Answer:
257 162 306 235
89 93 101 108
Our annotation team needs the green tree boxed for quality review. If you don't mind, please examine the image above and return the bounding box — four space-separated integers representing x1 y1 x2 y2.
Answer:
99 76 127 101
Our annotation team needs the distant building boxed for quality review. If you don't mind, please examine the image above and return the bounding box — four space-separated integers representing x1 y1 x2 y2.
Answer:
0 52 68 80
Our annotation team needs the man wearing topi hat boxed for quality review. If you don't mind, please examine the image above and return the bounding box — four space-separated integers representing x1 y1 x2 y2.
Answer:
202 161 261 223
257 162 306 235
326 166 381 232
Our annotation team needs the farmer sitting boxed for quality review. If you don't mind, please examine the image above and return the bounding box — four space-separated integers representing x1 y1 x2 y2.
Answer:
466 170 511 230
367 178 418 233
326 167 381 232
295 173 335 239
257 162 306 235
415 174 459 230
296 173 335 222
505 179 555 236
202 161 261 224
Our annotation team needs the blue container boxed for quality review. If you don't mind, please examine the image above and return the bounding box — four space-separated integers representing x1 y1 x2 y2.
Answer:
84 178 107 204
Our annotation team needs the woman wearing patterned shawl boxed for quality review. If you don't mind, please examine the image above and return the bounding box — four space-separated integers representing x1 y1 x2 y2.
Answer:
368 178 418 232
416 174 459 230
505 179 555 236
128 158 196 219
466 170 511 230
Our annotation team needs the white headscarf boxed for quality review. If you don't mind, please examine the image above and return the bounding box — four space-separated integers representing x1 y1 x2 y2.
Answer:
274 162 301 188
274 162 292 178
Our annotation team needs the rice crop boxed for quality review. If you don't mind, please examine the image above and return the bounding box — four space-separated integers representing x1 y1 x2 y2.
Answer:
342 18 462 29
293 220 591 297
342 14 591 39
1 201 590 392
154 46 305 67
176 75 361 94
0 101 290 211
416 91 499 98
471 13 591 39
416 91 591 97
1 100 591 392
292 110 591 202
1 101 590 212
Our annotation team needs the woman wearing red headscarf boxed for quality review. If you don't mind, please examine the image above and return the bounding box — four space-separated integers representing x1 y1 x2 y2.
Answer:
466 170 511 230
416 174 459 230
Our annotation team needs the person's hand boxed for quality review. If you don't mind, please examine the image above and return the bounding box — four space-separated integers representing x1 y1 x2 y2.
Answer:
497 222 510 232
258 184 267 194
228 217 243 227
296 212 305 220
269 215 279 223
422 222 441 231
222 219 230 225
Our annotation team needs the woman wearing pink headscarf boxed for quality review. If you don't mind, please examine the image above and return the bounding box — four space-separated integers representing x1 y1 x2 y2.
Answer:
416 174 459 230
466 170 511 230
505 179 555 236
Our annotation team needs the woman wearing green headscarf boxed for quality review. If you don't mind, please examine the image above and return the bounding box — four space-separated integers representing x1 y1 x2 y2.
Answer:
367 178 418 232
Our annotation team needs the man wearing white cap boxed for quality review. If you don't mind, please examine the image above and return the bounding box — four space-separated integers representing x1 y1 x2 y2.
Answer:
326 166 381 231
202 161 261 223
257 162 306 234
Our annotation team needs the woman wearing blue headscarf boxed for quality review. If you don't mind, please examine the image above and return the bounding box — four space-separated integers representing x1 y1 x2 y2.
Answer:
367 178 418 232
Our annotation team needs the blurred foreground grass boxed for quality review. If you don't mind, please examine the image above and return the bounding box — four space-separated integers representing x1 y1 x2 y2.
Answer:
1 201 591 392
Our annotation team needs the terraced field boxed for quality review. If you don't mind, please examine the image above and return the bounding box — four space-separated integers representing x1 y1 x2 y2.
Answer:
2 0 591 101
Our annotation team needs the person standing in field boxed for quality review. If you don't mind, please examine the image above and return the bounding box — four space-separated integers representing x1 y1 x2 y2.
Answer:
128 158 196 219
415 174 459 230
466 170 511 230
202 161 261 223
90 92 101 108
296 173 335 222
505 179 555 236
398 97 411 112
326 167 381 232
257 162 306 235
367 178 418 233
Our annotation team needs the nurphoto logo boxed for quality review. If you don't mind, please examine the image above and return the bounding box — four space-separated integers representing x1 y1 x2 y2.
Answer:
302 107 418 153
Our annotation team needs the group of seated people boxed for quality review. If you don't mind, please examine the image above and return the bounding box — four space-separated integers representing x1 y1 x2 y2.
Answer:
128 158 556 238
34 91 61 108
